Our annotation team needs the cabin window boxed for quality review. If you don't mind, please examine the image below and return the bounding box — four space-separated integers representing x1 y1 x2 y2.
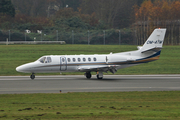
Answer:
83 58 86 62
73 58 76 62
78 58 81 62
67 58 71 62
88 58 91 61
93 57 97 61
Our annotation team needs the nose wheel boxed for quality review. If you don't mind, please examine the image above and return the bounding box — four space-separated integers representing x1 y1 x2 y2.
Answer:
30 74 35 80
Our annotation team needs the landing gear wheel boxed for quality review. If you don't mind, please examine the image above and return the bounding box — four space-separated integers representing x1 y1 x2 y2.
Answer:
86 72 92 79
30 74 35 80
97 74 103 79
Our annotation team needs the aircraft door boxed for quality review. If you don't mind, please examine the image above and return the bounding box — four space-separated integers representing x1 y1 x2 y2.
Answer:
60 57 67 71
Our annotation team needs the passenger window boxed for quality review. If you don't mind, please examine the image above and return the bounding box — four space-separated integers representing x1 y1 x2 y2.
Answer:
78 58 81 62
93 57 97 61
62 58 65 62
88 58 91 61
67 58 71 62
83 58 86 62
73 58 76 62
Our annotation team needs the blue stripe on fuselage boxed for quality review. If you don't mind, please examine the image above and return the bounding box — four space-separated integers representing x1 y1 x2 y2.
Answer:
136 50 161 61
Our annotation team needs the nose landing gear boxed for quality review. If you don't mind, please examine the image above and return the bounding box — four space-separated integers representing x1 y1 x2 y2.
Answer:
30 73 35 80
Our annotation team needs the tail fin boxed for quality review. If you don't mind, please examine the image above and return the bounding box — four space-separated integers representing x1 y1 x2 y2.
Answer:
140 28 166 53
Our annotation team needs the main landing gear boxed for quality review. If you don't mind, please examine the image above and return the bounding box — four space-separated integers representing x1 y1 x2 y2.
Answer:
96 71 103 79
97 74 103 79
85 72 92 79
30 73 35 80
85 71 103 79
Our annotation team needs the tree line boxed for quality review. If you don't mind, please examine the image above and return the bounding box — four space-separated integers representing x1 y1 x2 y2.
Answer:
1 0 180 45
134 0 180 45
10 0 143 28
0 0 140 44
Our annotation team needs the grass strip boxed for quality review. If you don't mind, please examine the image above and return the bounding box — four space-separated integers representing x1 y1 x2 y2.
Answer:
0 91 180 120
0 44 180 75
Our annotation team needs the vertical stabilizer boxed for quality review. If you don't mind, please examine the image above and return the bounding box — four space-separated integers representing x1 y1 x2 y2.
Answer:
140 28 166 53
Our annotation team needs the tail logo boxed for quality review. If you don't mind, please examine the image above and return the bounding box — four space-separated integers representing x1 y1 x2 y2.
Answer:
147 40 163 44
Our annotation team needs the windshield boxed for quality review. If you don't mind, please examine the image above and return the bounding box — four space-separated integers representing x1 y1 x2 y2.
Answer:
39 56 52 63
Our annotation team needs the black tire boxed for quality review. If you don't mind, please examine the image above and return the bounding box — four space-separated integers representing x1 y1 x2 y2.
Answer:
97 75 103 79
86 72 92 79
30 74 35 80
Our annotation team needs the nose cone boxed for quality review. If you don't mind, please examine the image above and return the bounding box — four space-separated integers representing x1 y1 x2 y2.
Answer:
16 65 28 73
16 62 34 73
16 66 21 72
16 65 25 73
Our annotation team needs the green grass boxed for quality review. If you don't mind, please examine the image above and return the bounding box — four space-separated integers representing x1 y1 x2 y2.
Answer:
0 44 180 75
0 45 180 120
0 91 180 120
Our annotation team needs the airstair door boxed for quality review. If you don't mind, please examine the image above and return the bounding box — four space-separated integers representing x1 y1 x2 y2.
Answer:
60 57 67 71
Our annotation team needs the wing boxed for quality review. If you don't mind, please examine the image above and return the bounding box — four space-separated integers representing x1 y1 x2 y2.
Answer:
78 65 120 74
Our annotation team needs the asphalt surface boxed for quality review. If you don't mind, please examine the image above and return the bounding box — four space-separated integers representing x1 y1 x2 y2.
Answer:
0 75 180 94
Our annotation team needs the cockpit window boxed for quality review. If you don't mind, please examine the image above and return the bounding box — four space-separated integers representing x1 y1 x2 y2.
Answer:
47 57 52 63
39 57 52 63
39 57 46 63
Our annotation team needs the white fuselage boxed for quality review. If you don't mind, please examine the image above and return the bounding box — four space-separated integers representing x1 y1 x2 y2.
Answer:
16 49 158 74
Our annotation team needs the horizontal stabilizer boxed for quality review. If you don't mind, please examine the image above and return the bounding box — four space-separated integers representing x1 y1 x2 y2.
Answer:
141 47 163 53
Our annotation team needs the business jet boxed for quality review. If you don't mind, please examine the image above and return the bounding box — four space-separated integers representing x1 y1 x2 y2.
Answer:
16 28 166 79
